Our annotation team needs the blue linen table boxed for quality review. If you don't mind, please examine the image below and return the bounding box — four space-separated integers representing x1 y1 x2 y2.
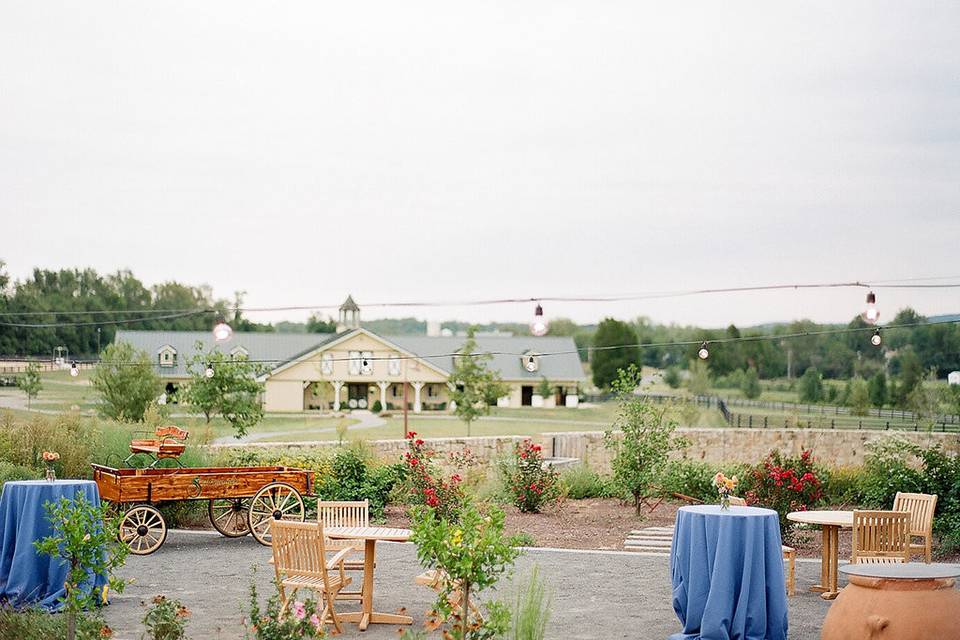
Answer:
670 505 788 640
0 479 107 611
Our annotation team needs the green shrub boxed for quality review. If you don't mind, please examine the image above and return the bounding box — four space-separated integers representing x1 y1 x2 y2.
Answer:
503 440 560 513
0 411 102 479
0 608 111 640
142 595 190 640
745 449 824 538
510 565 551 640
819 466 866 506
0 461 40 485
559 465 616 500
859 437 924 508
657 460 750 504
371 399 383 413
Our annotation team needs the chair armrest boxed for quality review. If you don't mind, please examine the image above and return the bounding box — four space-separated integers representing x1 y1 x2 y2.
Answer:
326 547 356 570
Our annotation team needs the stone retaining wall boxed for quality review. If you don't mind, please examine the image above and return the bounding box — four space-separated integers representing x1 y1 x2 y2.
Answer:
211 428 960 470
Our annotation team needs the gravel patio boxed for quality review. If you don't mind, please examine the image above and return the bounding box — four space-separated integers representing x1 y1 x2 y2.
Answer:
105 529 838 639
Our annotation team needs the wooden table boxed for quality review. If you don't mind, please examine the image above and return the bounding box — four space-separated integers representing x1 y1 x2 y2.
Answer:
325 526 412 631
786 510 852 600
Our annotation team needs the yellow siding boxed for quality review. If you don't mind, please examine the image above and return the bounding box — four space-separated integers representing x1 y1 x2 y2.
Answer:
264 380 304 412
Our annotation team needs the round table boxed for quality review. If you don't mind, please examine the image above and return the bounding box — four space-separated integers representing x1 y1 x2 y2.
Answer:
0 480 107 610
821 563 960 639
670 505 789 640
325 526 412 631
786 510 852 600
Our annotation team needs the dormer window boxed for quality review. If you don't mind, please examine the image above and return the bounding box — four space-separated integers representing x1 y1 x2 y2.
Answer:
321 353 333 375
230 346 249 360
522 352 539 373
157 345 177 368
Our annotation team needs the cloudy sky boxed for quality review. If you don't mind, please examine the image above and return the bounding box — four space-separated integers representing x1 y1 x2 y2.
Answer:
2 1 958 327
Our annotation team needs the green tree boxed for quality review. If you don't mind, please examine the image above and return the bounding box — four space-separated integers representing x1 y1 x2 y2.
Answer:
590 318 639 389
798 366 823 403
448 331 507 437
180 342 265 437
893 348 925 407
604 365 688 515
536 376 552 399
306 313 336 333
847 377 871 416
662 366 681 389
92 342 162 422
868 371 887 408
686 359 711 396
740 367 761 399
16 361 42 409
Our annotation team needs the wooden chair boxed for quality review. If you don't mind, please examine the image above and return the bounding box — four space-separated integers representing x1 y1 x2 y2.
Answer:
729 496 795 596
317 500 369 601
851 510 911 564
270 520 354 634
892 492 938 563
126 426 189 468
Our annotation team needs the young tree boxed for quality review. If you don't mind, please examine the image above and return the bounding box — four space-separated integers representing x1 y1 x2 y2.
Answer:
686 358 711 396
180 342 265 437
741 367 762 400
847 377 871 416
662 366 681 389
536 376 552 399
798 366 823 403
590 318 639 389
449 332 507 437
17 361 42 409
604 365 688 515
92 342 162 422
868 371 887 408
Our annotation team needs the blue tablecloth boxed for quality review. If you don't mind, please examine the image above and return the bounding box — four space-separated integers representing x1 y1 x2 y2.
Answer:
0 480 107 611
670 505 788 640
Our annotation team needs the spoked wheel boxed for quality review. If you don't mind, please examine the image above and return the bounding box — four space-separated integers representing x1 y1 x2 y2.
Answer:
208 498 251 537
247 482 305 546
119 504 167 555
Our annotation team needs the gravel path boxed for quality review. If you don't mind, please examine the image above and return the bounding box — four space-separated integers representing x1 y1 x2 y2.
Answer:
105 530 836 639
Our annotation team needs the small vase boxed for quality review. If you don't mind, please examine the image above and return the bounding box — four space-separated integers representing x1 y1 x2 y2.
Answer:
719 494 730 510
45 467 56 482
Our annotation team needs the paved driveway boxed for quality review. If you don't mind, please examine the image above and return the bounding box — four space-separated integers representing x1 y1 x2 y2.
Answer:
106 530 832 639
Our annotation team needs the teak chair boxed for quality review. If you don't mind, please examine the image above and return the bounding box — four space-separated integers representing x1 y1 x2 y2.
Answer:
126 425 189 468
851 510 911 564
892 492 938 563
317 499 370 601
270 520 354 633
728 496 795 596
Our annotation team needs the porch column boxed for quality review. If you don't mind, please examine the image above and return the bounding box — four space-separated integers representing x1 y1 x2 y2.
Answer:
332 380 344 412
412 381 424 413
377 381 389 410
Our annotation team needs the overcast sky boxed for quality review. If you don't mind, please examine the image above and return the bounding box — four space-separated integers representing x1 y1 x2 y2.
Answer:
2 1 959 328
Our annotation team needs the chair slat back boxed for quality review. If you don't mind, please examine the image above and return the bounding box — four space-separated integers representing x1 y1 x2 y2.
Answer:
892 492 937 537
317 500 368 552
852 510 911 563
728 496 747 507
272 520 330 581
156 426 189 441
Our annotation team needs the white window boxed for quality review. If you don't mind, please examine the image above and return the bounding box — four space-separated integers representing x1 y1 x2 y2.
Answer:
348 351 361 375
321 353 333 375
360 351 373 375
388 355 401 376
157 346 177 368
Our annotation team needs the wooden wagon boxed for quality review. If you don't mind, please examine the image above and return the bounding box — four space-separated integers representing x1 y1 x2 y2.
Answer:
92 464 314 555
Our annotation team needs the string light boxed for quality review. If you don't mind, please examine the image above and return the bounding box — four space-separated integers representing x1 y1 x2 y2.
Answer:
871 328 882 347
212 317 233 341
524 354 539 372
697 342 710 360
69 361 79 377
204 364 215 378
530 304 548 336
862 291 880 325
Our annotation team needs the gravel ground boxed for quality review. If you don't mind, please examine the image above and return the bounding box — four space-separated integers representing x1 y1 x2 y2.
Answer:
105 530 840 640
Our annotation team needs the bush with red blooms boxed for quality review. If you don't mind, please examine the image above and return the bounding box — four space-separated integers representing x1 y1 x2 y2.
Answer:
745 449 824 537
505 439 560 513
402 431 465 522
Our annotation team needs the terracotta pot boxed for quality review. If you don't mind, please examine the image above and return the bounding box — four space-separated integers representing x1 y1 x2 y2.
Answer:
820 574 960 640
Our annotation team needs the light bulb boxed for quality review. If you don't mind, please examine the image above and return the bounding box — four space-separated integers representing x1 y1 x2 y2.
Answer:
862 291 879 325
205 364 215 379
69 361 79 377
870 329 882 347
530 304 548 336
524 355 538 372
213 318 233 341
697 342 709 360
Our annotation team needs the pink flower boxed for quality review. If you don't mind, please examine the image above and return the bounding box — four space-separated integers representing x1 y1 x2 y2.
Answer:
310 613 321 629
292 601 306 620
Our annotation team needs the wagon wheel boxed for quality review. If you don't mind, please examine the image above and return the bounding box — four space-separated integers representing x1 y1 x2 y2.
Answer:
208 498 251 537
247 482 305 546
119 504 167 555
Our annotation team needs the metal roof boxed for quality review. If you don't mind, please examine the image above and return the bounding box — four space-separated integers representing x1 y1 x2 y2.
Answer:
114 330 585 381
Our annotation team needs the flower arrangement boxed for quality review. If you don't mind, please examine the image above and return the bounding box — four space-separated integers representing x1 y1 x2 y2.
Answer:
504 439 559 513
41 450 60 481
402 432 465 522
713 472 738 510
